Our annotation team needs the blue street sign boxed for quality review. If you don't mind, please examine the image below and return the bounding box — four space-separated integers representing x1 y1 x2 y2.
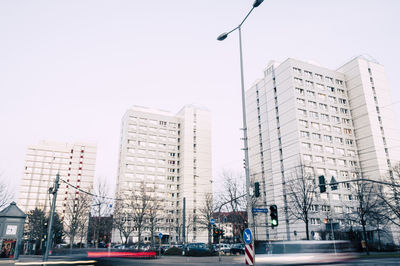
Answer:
243 228 252 245
158 233 163 239
252 208 269 213
210 218 215 225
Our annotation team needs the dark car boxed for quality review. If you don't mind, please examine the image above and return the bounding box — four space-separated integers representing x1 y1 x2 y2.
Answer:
183 243 215 256
230 243 245 255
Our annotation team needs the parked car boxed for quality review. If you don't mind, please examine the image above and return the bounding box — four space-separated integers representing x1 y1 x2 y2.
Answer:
183 243 215 256
215 243 231 254
230 243 245 255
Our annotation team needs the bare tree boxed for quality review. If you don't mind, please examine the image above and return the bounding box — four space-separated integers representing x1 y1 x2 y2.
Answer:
91 178 113 247
0 176 13 209
63 193 91 248
147 195 162 248
286 164 318 240
346 175 385 255
129 183 151 249
218 171 247 242
378 164 400 227
113 193 135 244
197 192 214 249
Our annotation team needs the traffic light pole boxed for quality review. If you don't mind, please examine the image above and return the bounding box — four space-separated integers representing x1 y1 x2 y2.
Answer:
43 173 60 262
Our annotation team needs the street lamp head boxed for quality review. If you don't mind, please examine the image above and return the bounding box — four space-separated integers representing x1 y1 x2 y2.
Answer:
253 0 264 7
217 32 228 41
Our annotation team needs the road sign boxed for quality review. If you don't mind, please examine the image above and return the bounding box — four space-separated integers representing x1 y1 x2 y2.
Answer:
210 218 215 225
158 233 163 239
243 228 252 245
252 208 268 213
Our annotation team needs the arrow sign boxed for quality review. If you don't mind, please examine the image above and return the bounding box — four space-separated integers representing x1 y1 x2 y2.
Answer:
243 228 252 245
158 233 163 239
210 218 215 225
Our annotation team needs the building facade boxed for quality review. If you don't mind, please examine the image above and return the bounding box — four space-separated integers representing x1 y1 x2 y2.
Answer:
245 56 400 243
18 141 97 218
113 105 212 244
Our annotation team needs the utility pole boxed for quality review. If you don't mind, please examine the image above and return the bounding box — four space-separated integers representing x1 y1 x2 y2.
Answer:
43 173 60 261
182 197 186 244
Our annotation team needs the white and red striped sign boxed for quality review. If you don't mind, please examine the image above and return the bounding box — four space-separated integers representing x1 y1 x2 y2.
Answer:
245 244 254 265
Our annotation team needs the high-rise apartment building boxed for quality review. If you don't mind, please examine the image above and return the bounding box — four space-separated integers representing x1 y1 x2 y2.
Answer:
18 141 97 218
246 56 400 243
113 105 212 244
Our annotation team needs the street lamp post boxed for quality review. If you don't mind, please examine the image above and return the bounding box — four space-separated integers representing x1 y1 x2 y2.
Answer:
217 0 264 255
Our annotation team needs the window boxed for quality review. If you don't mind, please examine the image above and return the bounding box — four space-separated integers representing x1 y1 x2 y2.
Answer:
299 120 308 127
295 87 304 95
293 67 302 75
346 139 354 146
338 159 346 166
319 103 328 111
322 124 331 131
305 80 314 87
337 88 345 95
325 146 334 154
335 137 343 144
300 131 310 138
311 218 321 225
331 116 340 123
314 144 323 152
310 111 318 119
311 122 320 130
302 143 311 151
325 76 333 83
328 86 335 93
336 79 344 86
307 90 316 98
297 98 306 106
330 106 338 113
298 109 307 116
328 96 336 103
294 77 303 85
303 154 312 161
308 101 317 108
304 70 312 78
324 135 333 143
338 98 347 105
340 171 349 177
326 157 335 165
322 205 331 212
349 160 358 166
315 156 324 162
321 113 329 121
318 93 326 101
344 128 352 135
315 74 323 80
316 83 324 90
342 118 350 124
340 108 348 114
312 133 321 141
348 150 356 156
337 148 345 156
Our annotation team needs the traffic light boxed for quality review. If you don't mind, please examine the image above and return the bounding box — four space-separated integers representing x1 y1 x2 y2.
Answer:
269 204 278 227
330 176 337 191
318 175 326 193
254 182 260 197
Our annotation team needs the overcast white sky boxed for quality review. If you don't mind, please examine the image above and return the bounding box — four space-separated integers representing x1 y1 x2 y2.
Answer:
1 0 400 200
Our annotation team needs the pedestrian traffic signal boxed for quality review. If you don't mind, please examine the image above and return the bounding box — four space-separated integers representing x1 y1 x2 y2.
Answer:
318 175 326 193
254 182 260 197
270 204 278 227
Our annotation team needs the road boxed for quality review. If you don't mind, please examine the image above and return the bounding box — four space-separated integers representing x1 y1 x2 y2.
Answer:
1 255 399 265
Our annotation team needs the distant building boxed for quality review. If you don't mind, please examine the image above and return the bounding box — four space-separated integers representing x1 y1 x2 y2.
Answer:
246 56 400 243
113 105 212 244
213 211 247 243
17 141 97 219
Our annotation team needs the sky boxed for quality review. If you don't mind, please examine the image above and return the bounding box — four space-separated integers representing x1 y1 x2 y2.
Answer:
1 0 400 200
